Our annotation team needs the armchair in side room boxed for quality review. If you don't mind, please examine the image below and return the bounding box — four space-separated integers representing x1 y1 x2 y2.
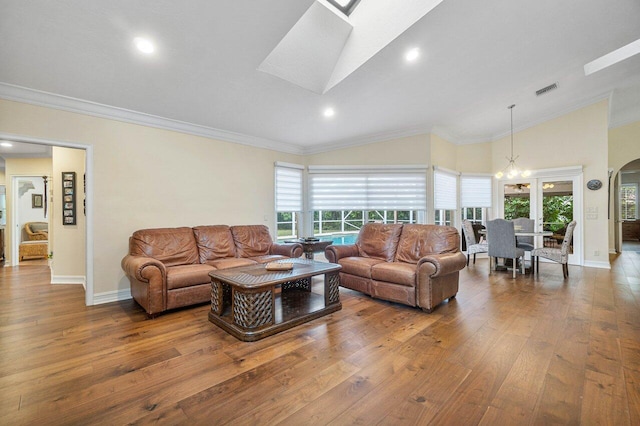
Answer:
24 222 48 241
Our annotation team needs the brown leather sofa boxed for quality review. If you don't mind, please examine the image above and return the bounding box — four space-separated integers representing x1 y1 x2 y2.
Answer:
121 225 303 316
325 223 466 313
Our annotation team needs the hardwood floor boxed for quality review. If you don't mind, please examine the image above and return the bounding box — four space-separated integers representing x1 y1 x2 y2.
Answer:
1 253 640 425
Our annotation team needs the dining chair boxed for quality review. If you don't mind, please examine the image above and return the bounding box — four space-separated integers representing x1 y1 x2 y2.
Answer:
531 220 577 279
486 218 525 278
512 217 535 251
461 220 488 266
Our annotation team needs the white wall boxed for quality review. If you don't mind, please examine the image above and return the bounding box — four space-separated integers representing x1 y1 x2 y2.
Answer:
17 176 46 240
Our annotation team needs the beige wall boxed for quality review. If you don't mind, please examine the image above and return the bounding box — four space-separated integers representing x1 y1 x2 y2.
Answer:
430 134 457 170
307 134 429 166
491 100 610 265
0 96 625 300
52 146 86 279
456 141 493 173
0 99 303 296
608 120 640 250
4 157 53 264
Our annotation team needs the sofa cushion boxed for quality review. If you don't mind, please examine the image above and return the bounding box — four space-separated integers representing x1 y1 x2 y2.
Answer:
193 225 236 263
166 264 215 290
204 257 256 269
395 224 460 264
230 225 273 257
371 262 416 287
338 256 385 278
130 227 199 267
356 223 403 261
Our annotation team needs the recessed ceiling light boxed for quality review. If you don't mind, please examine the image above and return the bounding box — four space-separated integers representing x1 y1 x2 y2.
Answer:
405 48 420 62
134 37 155 54
0 142 12 147
323 107 335 118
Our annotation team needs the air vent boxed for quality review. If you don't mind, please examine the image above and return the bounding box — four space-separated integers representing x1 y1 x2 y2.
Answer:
536 83 558 96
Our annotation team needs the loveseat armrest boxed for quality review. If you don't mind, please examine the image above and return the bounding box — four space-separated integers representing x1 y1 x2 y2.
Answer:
270 242 304 258
121 255 168 316
325 244 359 263
417 252 466 277
121 255 166 282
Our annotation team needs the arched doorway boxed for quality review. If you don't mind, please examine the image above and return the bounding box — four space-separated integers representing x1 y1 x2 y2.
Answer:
617 158 640 252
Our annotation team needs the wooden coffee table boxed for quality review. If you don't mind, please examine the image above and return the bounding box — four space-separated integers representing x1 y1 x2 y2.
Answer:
208 258 341 341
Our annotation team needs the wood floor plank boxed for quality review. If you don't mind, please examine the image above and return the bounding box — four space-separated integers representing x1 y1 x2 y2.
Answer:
2 254 640 424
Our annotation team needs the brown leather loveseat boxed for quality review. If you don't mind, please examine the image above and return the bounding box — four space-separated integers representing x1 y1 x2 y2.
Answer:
121 225 303 316
325 223 466 313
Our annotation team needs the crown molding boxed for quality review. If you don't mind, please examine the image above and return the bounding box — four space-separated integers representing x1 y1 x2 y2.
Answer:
0 82 304 155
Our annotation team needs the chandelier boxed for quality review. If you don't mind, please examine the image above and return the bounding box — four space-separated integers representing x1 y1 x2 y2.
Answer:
495 104 530 179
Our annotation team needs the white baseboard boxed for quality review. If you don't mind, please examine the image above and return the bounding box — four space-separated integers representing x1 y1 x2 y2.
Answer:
50 275 86 286
92 288 132 305
583 260 611 269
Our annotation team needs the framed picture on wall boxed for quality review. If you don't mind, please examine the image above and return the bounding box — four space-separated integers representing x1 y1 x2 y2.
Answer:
62 171 77 225
32 193 43 208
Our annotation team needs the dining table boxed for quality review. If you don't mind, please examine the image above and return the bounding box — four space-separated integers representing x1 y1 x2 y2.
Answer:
478 228 553 274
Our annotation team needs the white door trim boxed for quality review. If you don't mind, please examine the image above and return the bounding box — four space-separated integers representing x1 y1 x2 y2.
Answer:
0 132 94 306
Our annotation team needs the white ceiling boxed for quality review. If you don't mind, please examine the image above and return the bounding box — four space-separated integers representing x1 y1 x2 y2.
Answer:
1 0 640 156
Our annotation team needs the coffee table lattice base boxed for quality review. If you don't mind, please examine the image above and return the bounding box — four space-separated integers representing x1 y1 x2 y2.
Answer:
233 289 274 328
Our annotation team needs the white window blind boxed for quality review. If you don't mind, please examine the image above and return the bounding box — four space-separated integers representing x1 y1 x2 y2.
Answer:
461 174 492 208
434 167 458 210
309 167 427 211
275 163 303 212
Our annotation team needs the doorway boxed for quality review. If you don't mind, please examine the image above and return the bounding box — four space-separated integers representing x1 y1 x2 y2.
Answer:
497 168 583 265
0 132 93 306
11 175 50 266
616 158 640 252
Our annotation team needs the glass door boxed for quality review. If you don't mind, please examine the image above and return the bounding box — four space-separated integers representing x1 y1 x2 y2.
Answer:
502 180 534 221
497 171 582 265
537 177 581 265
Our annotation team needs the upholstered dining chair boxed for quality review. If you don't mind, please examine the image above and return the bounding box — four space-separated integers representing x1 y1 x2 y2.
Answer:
461 220 488 266
531 220 577 279
486 218 525 278
512 217 535 252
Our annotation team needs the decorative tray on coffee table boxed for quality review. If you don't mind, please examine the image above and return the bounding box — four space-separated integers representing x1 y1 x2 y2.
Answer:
265 262 294 271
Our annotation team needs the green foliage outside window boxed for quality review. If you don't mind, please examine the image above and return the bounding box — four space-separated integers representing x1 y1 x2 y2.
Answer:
503 197 530 220
504 195 573 232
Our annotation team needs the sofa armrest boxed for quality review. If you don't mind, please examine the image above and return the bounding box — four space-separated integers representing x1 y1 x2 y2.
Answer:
417 252 466 277
121 254 166 282
270 243 304 258
325 244 359 263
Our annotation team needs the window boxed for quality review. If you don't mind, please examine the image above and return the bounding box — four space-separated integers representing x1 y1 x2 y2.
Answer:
460 174 491 225
326 0 362 16
434 167 458 226
309 165 427 237
275 163 303 239
309 166 427 211
621 184 638 220
313 209 419 237
462 207 484 223
435 209 453 226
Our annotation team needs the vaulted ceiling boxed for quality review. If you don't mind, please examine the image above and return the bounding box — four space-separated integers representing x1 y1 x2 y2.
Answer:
1 0 639 155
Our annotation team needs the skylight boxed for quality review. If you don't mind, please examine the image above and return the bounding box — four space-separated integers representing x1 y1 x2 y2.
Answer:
327 0 362 16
